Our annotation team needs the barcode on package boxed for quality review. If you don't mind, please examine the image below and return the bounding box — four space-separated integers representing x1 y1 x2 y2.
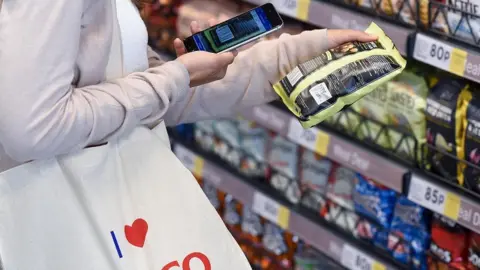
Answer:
309 82 332 105
286 67 303 87
216 25 234 43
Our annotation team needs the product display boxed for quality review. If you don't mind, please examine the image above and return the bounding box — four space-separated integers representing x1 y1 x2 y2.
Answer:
155 0 480 269
273 22 407 128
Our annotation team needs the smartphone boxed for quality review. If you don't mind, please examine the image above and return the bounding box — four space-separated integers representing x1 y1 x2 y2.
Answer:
183 3 283 53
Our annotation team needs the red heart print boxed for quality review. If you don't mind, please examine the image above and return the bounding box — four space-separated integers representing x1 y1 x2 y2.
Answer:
124 218 148 248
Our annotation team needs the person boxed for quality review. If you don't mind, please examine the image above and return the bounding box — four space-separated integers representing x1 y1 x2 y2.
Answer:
0 0 376 267
0 0 376 163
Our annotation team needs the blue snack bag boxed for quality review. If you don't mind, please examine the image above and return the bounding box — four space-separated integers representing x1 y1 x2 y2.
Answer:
353 174 397 228
391 196 429 232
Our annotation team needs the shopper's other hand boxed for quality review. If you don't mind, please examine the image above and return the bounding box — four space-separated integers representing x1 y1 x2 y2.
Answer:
326 29 378 49
174 19 237 87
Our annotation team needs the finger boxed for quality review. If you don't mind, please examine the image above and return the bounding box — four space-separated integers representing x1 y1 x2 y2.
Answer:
173 38 187 56
208 18 218 27
217 51 237 66
190 21 201 34
349 30 378 42
231 49 239 58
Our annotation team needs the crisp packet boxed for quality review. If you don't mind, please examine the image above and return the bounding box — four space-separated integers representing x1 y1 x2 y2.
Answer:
273 22 407 128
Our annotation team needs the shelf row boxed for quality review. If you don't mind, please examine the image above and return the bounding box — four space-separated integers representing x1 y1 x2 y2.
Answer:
242 0 480 84
239 103 480 237
173 142 399 270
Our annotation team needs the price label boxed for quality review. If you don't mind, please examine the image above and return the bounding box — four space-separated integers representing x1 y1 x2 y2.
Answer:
408 174 461 220
252 192 290 229
341 244 386 270
174 145 204 178
287 119 330 156
413 34 467 76
271 0 310 21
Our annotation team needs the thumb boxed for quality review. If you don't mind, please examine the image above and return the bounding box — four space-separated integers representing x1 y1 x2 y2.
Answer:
346 30 378 43
216 51 236 66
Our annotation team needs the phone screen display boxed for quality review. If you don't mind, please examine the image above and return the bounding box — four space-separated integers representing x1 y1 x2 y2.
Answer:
192 7 273 53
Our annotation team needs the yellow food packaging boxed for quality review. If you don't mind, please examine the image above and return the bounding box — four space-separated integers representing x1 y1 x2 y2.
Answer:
273 22 407 129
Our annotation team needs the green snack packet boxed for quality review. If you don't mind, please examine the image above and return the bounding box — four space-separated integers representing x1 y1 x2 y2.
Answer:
386 71 429 162
273 22 407 128
352 83 391 148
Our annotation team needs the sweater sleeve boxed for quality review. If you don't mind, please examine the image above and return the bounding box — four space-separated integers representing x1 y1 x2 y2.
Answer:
0 0 190 162
163 29 329 125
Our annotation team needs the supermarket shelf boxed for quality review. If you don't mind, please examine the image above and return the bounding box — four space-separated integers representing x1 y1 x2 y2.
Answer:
242 0 412 55
173 142 403 270
240 104 408 193
413 33 480 84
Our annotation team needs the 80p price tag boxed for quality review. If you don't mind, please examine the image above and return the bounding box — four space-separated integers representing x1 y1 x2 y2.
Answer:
252 192 290 229
413 33 467 76
341 244 385 270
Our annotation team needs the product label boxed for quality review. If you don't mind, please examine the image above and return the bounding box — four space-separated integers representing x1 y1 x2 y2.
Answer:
294 55 401 118
279 41 385 95
425 80 465 180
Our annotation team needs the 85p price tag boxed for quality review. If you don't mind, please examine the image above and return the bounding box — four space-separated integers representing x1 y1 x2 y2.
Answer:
252 192 290 229
413 33 467 76
408 174 461 220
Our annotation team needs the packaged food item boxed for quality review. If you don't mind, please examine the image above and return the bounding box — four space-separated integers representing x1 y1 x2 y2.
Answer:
389 229 430 269
299 149 332 213
353 174 397 228
431 0 480 44
194 120 215 151
223 194 242 235
239 207 264 267
322 200 359 235
273 22 407 128
294 242 344 269
238 119 269 178
262 222 298 269
327 164 357 210
429 213 469 269
213 120 243 167
378 0 429 26
469 232 480 269
391 196 429 232
386 71 429 162
324 108 360 133
356 219 381 241
268 135 300 203
352 83 391 148
202 181 224 214
461 91 480 193
425 79 469 185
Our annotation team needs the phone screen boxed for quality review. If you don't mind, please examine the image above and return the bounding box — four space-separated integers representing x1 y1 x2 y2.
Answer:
190 7 274 53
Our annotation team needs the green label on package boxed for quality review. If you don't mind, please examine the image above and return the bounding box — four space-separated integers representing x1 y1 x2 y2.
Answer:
273 22 407 128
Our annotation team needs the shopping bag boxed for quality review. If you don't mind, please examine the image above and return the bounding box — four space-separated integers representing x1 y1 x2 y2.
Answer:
0 124 251 270
0 0 251 268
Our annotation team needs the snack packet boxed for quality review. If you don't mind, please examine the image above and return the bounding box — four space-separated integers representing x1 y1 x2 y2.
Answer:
386 71 429 162
273 22 407 128
461 91 480 193
425 79 469 185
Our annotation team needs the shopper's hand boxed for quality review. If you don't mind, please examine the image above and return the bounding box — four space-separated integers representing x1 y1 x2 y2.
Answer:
173 19 237 87
326 29 378 49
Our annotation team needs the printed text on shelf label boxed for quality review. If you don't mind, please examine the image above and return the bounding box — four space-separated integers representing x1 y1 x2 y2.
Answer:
252 192 290 229
287 119 329 156
408 175 460 220
341 244 385 270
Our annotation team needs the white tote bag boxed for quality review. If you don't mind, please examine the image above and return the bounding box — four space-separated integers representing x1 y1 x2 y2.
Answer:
0 2 250 269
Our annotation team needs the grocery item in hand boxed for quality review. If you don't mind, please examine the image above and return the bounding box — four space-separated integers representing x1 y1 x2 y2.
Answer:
425 79 470 185
273 22 407 128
